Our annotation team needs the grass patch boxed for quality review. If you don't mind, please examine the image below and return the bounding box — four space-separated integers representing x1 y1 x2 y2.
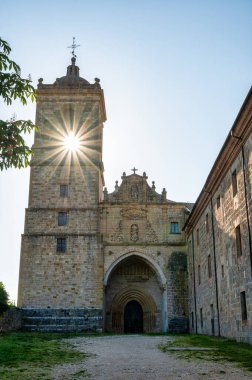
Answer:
159 334 252 372
0 331 89 379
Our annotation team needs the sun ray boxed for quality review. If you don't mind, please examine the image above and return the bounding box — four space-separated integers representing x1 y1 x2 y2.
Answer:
64 132 80 151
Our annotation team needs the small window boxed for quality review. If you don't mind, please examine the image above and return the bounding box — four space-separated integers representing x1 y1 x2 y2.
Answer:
171 222 180 234
216 195 221 209
196 228 199 246
221 264 224 278
198 264 201 285
58 212 68 226
240 291 247 321
235 225 242 257
206 213 209 233
60 184 68 197
210 304 214 318
208 255 212 278
200 308 203 328
57 238 66 252
232 169 238 197
210 304 215 335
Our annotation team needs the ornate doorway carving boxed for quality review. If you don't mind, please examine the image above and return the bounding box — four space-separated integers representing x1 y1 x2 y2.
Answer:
124 300 143 333
105 255 163 332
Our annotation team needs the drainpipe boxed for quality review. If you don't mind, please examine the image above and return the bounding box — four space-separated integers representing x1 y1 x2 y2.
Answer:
191 229 198 334
231 132 252 276
241 145 252 275
210 196 221 337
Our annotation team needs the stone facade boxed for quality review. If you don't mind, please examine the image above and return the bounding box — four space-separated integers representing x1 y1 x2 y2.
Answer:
18 58 190 332
101 172 189 332
185 88 252 344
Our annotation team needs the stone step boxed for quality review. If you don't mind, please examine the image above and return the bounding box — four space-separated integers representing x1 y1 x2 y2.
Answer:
21 308 100 318
168 317 189 333
21 308 103 332
22 324 85 332
22 316 88 326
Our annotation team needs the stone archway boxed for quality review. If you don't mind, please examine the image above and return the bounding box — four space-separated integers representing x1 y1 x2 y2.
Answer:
104 254 165 332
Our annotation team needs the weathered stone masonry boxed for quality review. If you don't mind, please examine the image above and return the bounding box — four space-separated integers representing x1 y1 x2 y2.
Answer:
185 88 252 344
18 58 190 332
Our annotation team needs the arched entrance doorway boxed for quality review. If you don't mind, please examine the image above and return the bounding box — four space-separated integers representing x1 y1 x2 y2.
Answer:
124 300 143 333
104 254 165 332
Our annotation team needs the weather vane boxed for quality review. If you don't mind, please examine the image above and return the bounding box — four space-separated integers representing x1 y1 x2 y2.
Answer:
67 37 80 58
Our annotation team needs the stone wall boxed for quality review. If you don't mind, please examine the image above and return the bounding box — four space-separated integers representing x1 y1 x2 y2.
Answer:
186 102 252 344
0 308 22 332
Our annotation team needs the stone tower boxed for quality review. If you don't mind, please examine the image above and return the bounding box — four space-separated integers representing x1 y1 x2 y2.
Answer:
18 57 106 330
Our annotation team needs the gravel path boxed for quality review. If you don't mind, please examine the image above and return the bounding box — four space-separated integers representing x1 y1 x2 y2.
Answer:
52 335 252 380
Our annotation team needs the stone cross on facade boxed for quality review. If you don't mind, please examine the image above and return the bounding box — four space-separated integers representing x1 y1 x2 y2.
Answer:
67 37 80 58
131 167 138 174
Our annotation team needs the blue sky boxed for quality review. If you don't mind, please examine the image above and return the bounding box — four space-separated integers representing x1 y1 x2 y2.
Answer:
0 0 251 301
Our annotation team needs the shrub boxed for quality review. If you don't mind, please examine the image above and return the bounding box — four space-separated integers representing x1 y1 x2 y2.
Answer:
0 282 10 315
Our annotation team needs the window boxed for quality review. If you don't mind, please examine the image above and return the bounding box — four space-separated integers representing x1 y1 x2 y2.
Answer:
221 264 224 278
200 308 203 329
198 265 201 285
206 213 209 233
235 225 242 257
232 169 238 197
240 291 248 321
216 195 221 209
208 255 212 278
60 184 68 197
171 222 180 234
196 228 199 246
57 238 66 252
58 212 68 226
210 304 215 335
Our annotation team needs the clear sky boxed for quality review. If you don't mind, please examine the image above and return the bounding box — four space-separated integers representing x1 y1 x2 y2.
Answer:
0 0 251 302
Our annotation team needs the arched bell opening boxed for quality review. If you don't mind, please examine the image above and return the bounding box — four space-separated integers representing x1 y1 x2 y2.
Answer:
104 254 165 333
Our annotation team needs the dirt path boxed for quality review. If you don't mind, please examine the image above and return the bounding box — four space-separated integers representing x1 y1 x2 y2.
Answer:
52 335 252 380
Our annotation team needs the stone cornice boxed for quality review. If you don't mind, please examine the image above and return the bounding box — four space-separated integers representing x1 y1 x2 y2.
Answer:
22 233 99 237
25 207 98 212
37 88 107 123
103 242 186 247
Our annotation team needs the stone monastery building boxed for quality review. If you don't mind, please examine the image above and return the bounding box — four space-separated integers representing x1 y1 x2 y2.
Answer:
18 57 252 343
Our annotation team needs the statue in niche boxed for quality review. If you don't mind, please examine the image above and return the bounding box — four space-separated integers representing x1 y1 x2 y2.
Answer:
131 184 139 200
130 224 139 242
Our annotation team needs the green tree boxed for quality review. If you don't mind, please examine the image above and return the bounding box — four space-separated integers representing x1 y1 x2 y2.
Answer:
0 37 37 170
0 281 10 314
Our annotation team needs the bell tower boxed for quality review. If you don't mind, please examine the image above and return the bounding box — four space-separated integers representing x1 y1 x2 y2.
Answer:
18 54 106 331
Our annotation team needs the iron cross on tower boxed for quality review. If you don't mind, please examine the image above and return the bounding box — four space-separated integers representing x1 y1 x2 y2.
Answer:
67 37 80 58
131 167 138 174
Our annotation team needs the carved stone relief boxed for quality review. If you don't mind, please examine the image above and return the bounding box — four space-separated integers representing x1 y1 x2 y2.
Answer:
110 220 123 242
130 224 139 242
146 220 158 243
131 184 139 200
121 208 147 220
